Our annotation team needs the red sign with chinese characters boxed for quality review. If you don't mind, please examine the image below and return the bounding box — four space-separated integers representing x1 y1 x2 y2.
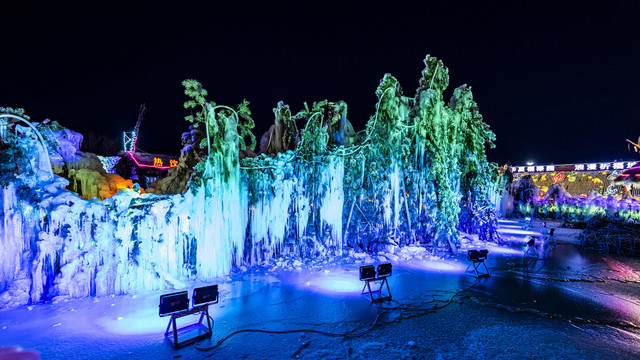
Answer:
552 172 566 183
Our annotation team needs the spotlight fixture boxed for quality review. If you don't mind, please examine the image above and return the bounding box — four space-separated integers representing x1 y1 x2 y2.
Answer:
548 228 557 247
526 236 535 247
466 249 490 278
377 263 392 278
359 265 377 281
160 285 218 348
159 291 189 317
192 284 219 306
524 236 539 259
359 264 392 302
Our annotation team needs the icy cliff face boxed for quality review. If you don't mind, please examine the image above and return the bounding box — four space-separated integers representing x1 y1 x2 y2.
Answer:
0 180 213 307
0 183 27 296
318 155 344 250
0 147 353 308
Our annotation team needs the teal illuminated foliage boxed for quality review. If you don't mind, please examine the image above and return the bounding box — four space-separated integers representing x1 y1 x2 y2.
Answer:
182 79 256 156
182 53 497 253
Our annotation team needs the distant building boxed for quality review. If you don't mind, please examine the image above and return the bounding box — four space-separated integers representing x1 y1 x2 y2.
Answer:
115 151 179 189
508 161 638 197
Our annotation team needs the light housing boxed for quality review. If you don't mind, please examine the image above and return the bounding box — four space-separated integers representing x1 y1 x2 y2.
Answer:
527 237 536 247
359 265 376 281
377 263 392 278
159 291 189 317
192 285 219 306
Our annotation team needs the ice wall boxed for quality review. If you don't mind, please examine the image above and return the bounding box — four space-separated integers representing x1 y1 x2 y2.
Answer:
190 155 249 279
0 184 27 292
0 177 231 307
244 152 345 263
318 155 344 250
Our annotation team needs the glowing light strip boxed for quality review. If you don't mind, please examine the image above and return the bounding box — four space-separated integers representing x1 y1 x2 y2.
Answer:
126 152 173 170
511 161 637 173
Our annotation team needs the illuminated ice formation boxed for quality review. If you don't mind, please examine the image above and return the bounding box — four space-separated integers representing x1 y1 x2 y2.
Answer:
0 55 501 307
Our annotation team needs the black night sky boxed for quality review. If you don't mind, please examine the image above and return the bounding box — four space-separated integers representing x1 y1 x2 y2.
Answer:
2 1 639 166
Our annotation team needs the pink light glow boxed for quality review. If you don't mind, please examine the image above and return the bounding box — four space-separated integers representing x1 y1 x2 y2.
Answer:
126 152 173 170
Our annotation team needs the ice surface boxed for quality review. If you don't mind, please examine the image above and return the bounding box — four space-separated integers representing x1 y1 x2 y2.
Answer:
2 227 640 360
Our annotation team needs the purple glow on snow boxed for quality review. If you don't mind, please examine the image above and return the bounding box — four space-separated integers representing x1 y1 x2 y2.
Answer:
496 228 542 237
485 243 525 256
402 258 467 274
97 307 167 335
498 220 522 225
302 270 364 296
498 225 526 230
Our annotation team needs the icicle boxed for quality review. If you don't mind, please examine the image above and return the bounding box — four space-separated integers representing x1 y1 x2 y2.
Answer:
319 155 344 251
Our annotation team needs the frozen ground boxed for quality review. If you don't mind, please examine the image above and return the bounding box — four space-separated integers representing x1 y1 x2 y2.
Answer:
1 220 640 360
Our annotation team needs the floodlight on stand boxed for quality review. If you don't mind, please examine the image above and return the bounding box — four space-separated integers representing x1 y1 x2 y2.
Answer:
360 264 392 302
548 228 557 247
193 284 219 306
160 285 218 348
526 236 535 247
466 249 490 278
159 291 189 317
359 265 376 281
525 236 540 259
376 263 392 278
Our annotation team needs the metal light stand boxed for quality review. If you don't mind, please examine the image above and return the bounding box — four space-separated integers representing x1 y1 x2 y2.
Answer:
164 304 213 348
524 239 540 259
470 258 490 278
361 277 392 302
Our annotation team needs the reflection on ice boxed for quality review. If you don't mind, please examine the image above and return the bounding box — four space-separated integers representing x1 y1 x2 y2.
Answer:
97 306 166 335
485 243 525 256
498 225 526 230
497 220 522 225
402 258 467 274
496 228 542 237
302 271 364 296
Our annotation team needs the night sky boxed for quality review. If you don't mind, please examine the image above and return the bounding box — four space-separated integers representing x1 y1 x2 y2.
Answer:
2 1 639 166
